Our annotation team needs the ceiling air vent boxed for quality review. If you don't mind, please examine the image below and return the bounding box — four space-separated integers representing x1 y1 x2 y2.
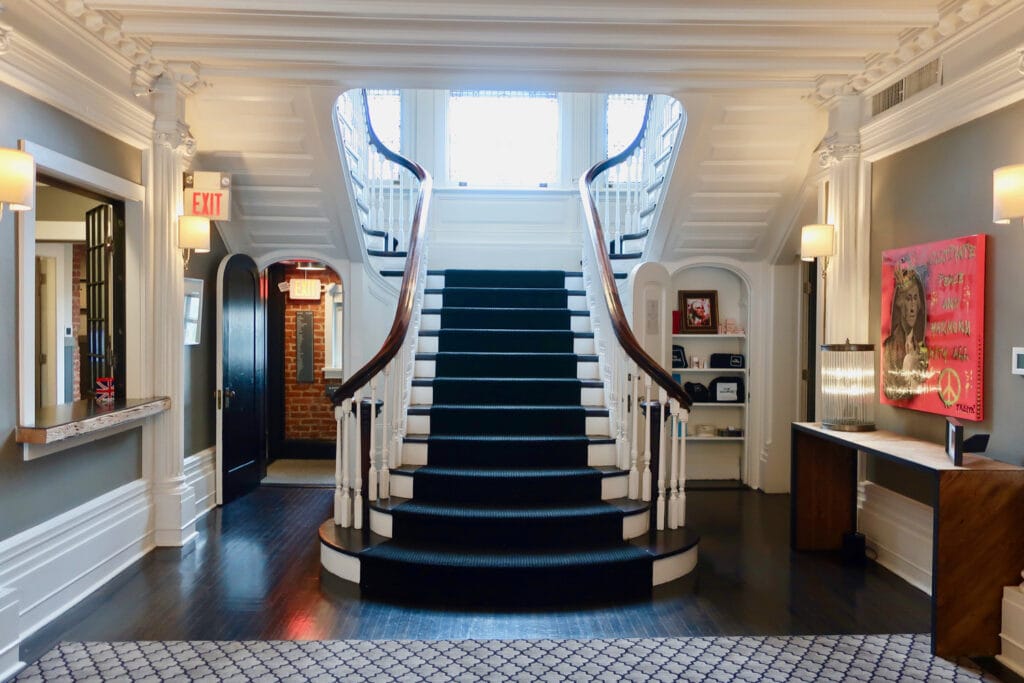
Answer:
871 59 941 117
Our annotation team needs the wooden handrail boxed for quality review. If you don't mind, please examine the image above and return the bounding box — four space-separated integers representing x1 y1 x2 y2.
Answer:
331 90 432 406
579 96 692 410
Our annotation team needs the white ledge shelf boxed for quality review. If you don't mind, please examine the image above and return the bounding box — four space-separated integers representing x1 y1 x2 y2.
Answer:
672 368 747 374
672 333 746 339
686 436 745 442
17 397 170 459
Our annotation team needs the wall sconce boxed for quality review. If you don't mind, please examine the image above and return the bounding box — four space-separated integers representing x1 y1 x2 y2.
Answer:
296 260 326 271
178 215 210 270
0 148 35 219
800 224 835 339
994 164 1024 224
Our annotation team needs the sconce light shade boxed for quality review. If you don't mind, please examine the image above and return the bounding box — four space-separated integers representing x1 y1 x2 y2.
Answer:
800 224 835 261
178 215 211 253
994 164 1024 224
820 342 876 432
0 148 35 211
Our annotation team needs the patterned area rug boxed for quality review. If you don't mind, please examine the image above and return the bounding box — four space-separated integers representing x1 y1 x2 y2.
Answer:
17 634 998 682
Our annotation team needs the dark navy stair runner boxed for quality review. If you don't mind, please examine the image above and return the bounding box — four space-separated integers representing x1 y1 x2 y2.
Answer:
360 269 652 604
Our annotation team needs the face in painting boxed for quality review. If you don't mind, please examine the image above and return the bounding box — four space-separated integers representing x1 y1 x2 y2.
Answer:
900 287 920 330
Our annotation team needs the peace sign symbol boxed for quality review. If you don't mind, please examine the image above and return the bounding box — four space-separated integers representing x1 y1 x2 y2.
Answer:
938 368 961 408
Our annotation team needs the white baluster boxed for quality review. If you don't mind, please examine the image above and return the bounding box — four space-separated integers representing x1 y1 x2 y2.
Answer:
353 390 364 530
676 406 689 528
617 349 629 470
380 364 391 499
628 362 640 500
655 387 667 530
368 377 379 501
668 400 680 530
641 375 652 502
335 400 351 527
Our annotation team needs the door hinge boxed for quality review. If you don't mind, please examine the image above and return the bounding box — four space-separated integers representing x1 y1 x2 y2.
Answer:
801 369 808 381
802 281 812 295
215 388 222 410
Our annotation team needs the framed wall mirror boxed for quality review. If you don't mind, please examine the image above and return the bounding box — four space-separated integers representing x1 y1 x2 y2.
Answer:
184 278 203 346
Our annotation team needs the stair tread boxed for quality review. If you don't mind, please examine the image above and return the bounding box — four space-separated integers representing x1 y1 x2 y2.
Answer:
392 465 625 477
414 466 601 478
420 329 593 336
404 434 609 443
363 543 649 567
418 351 597 358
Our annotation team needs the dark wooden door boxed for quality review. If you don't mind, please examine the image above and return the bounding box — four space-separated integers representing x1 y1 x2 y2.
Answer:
220 253 265 504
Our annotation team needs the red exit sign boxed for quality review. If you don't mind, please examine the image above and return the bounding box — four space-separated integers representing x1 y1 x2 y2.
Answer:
183 171 231 220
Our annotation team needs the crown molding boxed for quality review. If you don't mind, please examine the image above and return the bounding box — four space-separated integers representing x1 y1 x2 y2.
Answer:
0 19 153 148
860 45 1024 161
810 0 1022 104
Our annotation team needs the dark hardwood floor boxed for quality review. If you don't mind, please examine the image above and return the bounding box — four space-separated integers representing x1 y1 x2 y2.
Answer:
22 486 931 666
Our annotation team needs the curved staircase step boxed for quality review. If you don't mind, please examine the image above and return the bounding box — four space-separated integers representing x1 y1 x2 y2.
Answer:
442 269 567 289
438 287 570 309
430 377 585 405
411 465 602 504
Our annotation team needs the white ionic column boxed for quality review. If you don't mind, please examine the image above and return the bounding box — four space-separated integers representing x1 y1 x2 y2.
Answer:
819 95 868 344
148 74 197 547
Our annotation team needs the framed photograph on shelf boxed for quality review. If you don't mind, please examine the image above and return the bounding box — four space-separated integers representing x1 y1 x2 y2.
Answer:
945 417 963 466
678 290 719 334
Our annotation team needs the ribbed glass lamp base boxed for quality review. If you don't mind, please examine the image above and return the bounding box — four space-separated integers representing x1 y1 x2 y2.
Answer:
820 342 876 433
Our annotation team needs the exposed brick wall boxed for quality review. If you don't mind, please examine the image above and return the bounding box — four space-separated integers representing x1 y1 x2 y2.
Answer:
283 267 343 441
72 244 85 401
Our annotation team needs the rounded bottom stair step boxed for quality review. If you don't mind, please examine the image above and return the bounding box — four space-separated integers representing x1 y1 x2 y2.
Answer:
320 521 700 605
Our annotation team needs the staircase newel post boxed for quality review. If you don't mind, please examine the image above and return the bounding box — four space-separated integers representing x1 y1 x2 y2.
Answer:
336 400 352 527
628 362 640 500
380 363 391 499
676 406 689 528
641 376 652 502
655 388 667 530
368 377 379 502
353 389 364 530
668 400 680 530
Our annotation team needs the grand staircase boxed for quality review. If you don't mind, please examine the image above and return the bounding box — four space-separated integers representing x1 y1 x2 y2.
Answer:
320 269 699 604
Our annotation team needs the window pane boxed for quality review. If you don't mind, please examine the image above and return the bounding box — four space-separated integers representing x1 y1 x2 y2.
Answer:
447 91 559 187
606 94 647 182
366 89 401 153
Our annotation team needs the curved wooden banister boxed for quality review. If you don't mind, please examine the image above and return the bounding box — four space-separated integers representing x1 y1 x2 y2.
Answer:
579 96 692 410
331 90 432 406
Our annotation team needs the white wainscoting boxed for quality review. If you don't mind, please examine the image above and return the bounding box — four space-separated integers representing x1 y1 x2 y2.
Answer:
0 480 153 653
858 481 933 596
185 447 218 525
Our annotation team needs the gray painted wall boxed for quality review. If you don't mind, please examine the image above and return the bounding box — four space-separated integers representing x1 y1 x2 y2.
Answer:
0 82 144 539
183 226 229 457
869 97 1024 504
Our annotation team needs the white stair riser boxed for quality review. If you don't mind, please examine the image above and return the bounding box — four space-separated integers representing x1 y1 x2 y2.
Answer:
417 336 594 354
389 471 627 502
370 508 393 538
391 473 414 499
426 275 444 289
623 509 649 539
401 440 618 467
404 415 610 437
652 547 699 585
415 360 599 381
409 386 605 407
601 474 628 499
565 276 583 289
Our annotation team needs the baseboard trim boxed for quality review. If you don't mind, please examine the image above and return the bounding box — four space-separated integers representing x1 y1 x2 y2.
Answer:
858 482 933 595
0 479 154 640
0 588 24 682
185 447 217 524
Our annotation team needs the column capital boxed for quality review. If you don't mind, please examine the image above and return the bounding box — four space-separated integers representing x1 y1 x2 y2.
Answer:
151 74 197 159
817 135 862 168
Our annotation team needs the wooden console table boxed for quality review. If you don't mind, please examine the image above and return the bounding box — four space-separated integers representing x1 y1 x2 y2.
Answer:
791 422 1024 658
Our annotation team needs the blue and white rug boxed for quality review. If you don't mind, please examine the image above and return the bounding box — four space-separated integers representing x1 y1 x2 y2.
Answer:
16 634 997 681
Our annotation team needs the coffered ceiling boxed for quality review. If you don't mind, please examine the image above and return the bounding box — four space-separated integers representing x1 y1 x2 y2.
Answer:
20 0 1024 263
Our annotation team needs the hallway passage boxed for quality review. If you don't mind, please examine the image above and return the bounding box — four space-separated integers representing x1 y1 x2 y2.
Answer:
21 487 930 666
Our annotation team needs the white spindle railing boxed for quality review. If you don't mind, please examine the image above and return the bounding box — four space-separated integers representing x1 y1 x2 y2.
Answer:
331 89 432 531
336 90 418 260
580 95 691 532
592 95 683 260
